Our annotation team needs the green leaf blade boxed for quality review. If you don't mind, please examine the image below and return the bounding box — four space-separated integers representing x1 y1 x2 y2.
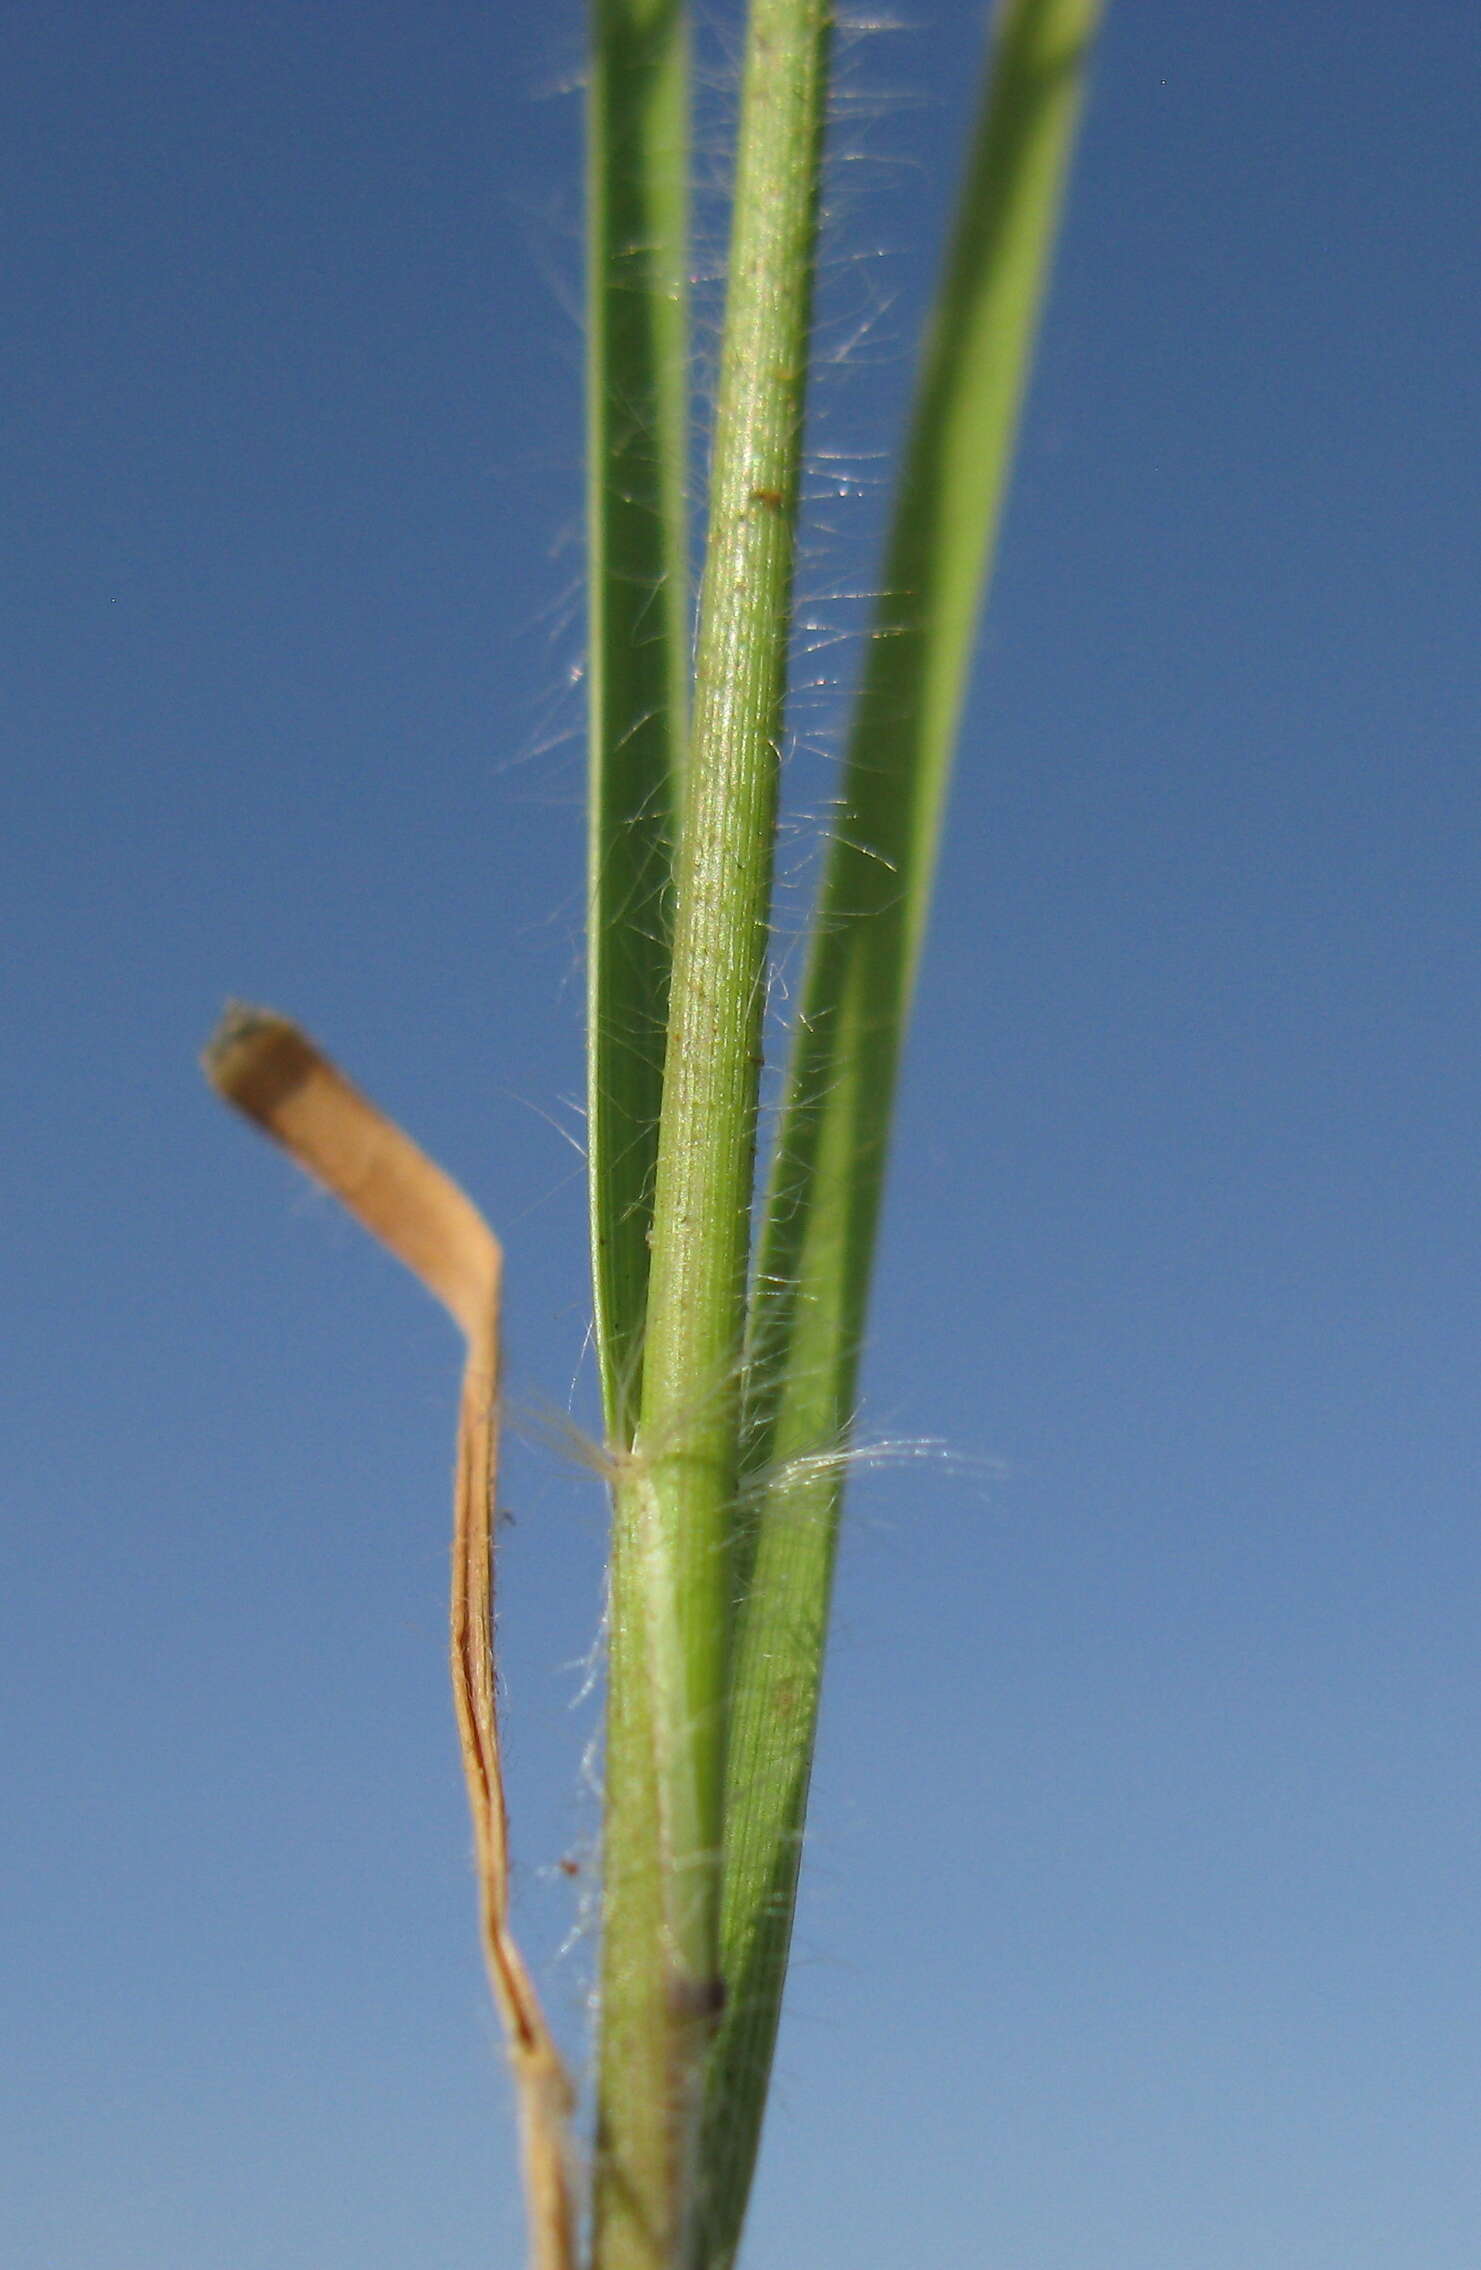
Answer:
701 7 1108 2259
587 0 691 1449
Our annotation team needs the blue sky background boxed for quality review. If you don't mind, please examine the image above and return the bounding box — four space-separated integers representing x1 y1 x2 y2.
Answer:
5 4 1480 2265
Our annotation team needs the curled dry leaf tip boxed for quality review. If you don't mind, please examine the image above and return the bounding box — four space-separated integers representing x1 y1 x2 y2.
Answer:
204 1004 576 2270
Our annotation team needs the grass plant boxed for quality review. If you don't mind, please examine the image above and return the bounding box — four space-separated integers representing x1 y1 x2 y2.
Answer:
207 2 1105 2264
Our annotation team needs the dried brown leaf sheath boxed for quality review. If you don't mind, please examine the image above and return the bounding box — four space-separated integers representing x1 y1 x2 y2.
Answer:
204 1005 576 2270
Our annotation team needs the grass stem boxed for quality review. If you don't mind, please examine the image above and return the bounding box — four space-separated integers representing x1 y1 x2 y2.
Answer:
593 1 833 2261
